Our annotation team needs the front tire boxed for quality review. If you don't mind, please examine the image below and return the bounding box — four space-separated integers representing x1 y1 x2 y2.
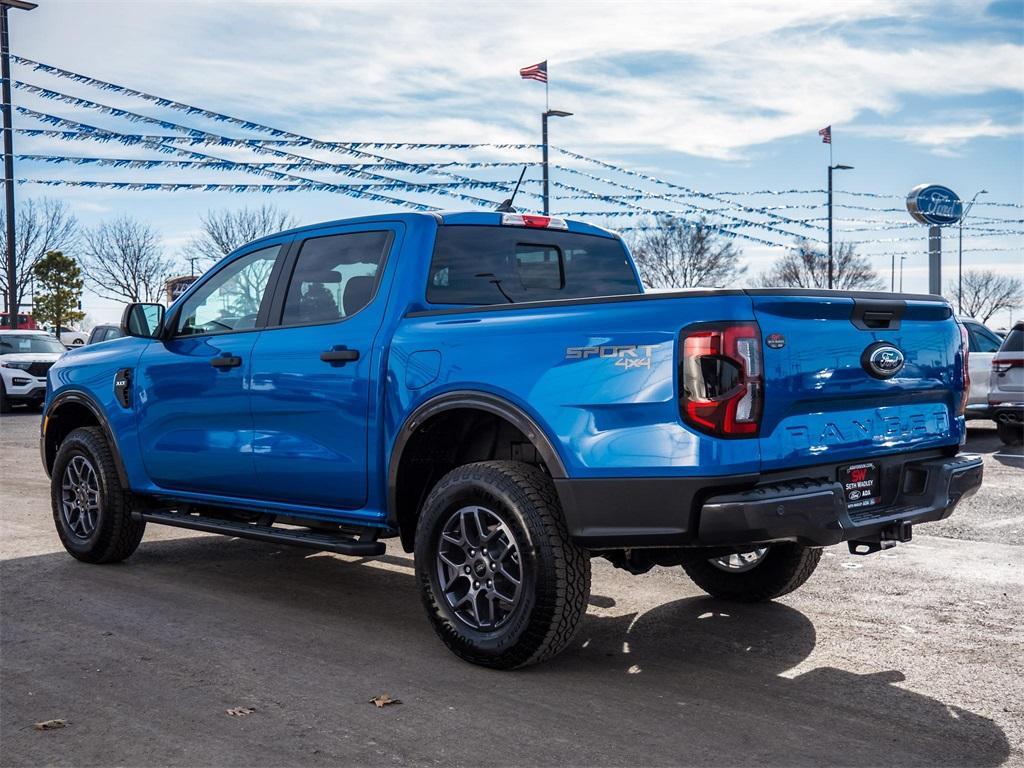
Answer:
682 543 821 602
51 426 145 564
415 461 590 669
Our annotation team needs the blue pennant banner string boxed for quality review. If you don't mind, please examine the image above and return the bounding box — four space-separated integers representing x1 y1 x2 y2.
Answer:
15 106 521 208
13 153 538 176
552 148 823 230
546 177 825 242
13 86 538 206
16 108 449 210
10 57 539 150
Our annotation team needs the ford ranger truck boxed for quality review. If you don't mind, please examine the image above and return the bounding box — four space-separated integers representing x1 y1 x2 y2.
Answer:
40 211 983 669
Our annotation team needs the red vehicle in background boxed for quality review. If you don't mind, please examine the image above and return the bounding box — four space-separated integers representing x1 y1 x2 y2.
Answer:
0 312 38 330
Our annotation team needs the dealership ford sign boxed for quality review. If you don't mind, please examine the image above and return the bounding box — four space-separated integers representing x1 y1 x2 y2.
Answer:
906 184 963 226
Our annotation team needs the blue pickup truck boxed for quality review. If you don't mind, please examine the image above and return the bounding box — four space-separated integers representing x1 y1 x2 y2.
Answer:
41 210 982 668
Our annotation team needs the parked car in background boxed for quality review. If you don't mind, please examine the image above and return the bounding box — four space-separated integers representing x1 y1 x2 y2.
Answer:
49 326 89 347
0 330 66 412
0 312 37 330
989 321 1024 446
86 325 123 345
958 316 1004 420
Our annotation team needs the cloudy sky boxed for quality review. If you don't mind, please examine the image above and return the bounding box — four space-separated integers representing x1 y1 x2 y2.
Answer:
9 0 1024 326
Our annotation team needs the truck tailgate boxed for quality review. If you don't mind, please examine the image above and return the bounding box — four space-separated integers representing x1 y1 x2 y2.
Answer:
749 293 964 471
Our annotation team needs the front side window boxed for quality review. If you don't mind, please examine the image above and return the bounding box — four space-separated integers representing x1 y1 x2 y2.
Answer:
280 231 392 326
427 226 640 305
176 245 281 336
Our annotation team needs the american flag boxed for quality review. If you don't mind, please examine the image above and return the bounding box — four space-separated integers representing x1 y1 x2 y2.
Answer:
818 125 832 144
519 60 548 83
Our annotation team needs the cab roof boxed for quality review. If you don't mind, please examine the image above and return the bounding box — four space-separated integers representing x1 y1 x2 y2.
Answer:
247 210 620 249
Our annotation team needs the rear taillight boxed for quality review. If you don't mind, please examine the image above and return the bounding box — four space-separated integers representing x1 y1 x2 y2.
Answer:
959 323 970 416
679 322 763 437
993 358 1022 374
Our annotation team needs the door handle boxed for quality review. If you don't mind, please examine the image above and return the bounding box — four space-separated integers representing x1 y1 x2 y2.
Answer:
320 347 360 365
210 354 242 369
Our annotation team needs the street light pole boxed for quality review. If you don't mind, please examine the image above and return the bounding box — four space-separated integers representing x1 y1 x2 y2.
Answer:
827 163 854 289
541 109 571 215
958 189 988 314
1 0 37 326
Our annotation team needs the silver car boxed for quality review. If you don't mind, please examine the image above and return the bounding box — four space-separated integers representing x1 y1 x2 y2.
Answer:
989 321 1023 446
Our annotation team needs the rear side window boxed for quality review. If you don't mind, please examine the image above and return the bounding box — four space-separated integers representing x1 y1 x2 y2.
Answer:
967 323 1002 353
281 231 392 326
1001 327 1024 353
427 226 639 305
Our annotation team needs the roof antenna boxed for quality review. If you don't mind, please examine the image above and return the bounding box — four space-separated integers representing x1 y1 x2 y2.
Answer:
496 165 528 213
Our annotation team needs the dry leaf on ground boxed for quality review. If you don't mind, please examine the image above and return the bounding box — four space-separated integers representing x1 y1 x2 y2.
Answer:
370 694 401 708
33 719 68 731
226 707 256 717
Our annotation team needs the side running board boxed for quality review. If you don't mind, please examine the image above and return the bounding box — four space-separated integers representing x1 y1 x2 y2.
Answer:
137 509 386 556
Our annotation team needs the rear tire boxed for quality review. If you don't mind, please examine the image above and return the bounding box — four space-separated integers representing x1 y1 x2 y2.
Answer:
415 460 590 669
682 543 821 602
51 426 145 564
996 420 1023 446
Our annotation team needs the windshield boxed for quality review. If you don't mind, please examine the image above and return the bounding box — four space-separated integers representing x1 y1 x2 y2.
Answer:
0 335 66 355
428 226 641 305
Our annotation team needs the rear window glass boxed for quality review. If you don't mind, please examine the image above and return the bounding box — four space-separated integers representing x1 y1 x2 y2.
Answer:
1002 328 1024 353
427 226 640 305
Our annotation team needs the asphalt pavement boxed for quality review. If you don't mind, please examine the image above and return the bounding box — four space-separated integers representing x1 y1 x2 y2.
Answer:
1 409 1021 767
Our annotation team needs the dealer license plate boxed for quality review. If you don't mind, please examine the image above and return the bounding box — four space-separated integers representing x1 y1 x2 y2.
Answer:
839 462 881 509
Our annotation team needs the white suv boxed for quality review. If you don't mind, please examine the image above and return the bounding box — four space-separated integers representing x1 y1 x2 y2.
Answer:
959 316 1004 420
989 322 1024 446
0 331 67 413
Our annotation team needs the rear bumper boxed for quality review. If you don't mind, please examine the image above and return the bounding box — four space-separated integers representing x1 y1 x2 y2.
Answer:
556 451 982 549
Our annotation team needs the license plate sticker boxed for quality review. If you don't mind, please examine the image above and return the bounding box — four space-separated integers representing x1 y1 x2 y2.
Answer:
840 462 881 509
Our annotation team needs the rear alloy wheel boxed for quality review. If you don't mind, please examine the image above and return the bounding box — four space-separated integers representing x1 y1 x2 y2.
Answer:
415 461 590 669
51 426 145 564
996 420 1023 446
683 543 821 602
435 505 524 631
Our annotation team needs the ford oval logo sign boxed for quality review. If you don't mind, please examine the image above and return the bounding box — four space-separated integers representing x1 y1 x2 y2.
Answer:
906 184 963 226
862 342 905 379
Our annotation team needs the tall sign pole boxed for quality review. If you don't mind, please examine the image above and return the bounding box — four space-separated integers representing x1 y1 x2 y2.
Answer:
928 226 942 295
0 0 37 323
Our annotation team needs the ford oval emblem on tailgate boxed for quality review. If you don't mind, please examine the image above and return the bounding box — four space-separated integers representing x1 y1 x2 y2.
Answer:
862 342 905 379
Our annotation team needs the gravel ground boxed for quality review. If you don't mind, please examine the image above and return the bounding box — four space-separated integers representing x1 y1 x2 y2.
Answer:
1 410 1021 767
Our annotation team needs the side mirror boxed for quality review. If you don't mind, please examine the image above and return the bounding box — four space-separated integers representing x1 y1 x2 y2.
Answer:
121 303 165 339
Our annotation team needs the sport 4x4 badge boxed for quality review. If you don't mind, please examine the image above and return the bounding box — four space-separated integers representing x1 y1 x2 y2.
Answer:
565 345 656 370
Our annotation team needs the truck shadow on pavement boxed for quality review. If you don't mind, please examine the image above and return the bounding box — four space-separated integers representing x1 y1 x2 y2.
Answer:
1 536 1011 768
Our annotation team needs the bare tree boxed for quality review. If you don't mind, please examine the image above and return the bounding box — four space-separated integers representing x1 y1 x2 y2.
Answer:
629 216 746 289
185 204 297 264
81 216 177 303
758 240 884 290
953 269 1024 323
0 198 79 314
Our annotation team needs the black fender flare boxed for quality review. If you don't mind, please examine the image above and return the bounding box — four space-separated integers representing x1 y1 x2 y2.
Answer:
386 390 567 525
42 390 129 487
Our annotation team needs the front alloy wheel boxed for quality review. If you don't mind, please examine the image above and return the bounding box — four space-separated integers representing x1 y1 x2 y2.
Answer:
61 455 101 539
436 505 523 630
